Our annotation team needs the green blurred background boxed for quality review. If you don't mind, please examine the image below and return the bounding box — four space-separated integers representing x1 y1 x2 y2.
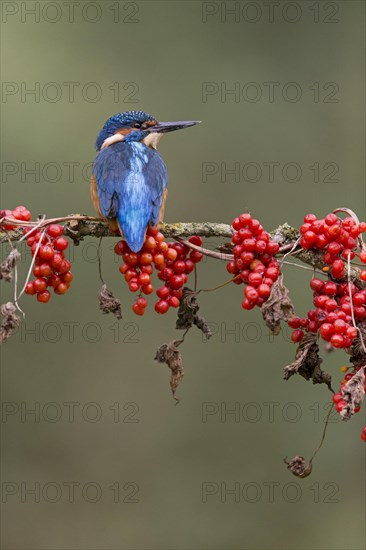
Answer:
1 1 365 548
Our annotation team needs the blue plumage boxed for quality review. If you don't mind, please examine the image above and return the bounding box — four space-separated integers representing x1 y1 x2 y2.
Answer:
93 141 167 252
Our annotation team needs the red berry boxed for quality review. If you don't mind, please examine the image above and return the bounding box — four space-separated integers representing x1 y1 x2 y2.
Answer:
48 274 61 288
333 319 347 334
267 241 279 255
188 235 203 246
332 392 343 404
39 263 52 277
184 259 195 273
157 286 170 299
190 250 203 263
142 283 154 295
25 282 35 295
173 260 186 273
53 236 69 251
310 278 324 292
114 240 126 255
128 280 139 292
47 224 64 238
37 290 51 303
266 267 279 281
50 253 63 270
291 329 304 343
258 283 271 299
136 297 148 309
155 300 169 314
320 323 334 340
332 259 345 279
247 272 263 287
323 281 337 296
138 273 151 286
61 271 73 284
361 427 366 442
168 296 180 308
242 299 255 310
170 275 184 289
54 282 68 295
144 236 157 250
165 247 178 261
244 286 258 303
58 259 71 274
132 303 145 316
359 250 366 263
304 214 317 223
33 277 47 293
325 213 339 226
335 400 347 412
330 334 345 348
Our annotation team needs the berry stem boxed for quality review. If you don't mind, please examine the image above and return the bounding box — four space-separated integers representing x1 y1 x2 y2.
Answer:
176 238 233 261
309 403 335 465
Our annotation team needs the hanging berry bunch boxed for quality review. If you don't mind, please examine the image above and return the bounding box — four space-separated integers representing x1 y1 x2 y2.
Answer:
226 212 281 309
114 228 203 316
286 211 366 346
24 224 73 302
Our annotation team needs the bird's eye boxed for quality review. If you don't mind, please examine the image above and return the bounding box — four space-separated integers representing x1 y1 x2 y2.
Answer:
133 122 141 129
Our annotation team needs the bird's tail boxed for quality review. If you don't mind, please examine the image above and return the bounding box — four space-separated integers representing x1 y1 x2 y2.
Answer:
117 208 150 253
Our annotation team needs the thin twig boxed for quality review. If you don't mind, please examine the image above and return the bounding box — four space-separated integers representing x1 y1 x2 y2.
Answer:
309 403 334 464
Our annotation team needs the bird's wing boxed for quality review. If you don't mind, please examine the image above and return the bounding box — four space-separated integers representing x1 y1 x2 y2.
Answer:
93 142 167 251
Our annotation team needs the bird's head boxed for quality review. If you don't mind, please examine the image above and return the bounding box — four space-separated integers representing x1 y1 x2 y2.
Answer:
96 110 200 151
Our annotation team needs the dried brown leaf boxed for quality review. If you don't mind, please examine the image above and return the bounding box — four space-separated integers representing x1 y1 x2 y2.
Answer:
155 340 184 402
284 456 313 478
176 287 212 339
261 274 295 335
0 302 21 343
340 367 365 421
0 249 21 282
98 284 122 319
284 334 332 390
350 323 366 368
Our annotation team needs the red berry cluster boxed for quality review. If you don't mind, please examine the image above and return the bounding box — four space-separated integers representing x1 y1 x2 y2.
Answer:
115 228 203 316
300 213 366 279
0 205 32 229
24 225 72 303
289 278 365 347
227 213 280 309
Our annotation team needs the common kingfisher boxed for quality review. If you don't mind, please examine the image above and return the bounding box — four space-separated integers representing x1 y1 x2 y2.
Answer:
91 110 200 252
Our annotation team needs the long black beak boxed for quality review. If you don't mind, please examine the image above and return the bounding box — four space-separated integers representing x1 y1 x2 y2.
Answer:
148 120 201 134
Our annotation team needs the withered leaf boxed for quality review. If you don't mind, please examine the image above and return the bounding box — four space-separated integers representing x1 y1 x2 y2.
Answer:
350 323 366 369
261 274 295 335
284 333 332 390
176 287 212 339
340 367 365 421
0 249 21 282
155 340 184 402
0 302 21 343
98 284 122 319
284 456 312 478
